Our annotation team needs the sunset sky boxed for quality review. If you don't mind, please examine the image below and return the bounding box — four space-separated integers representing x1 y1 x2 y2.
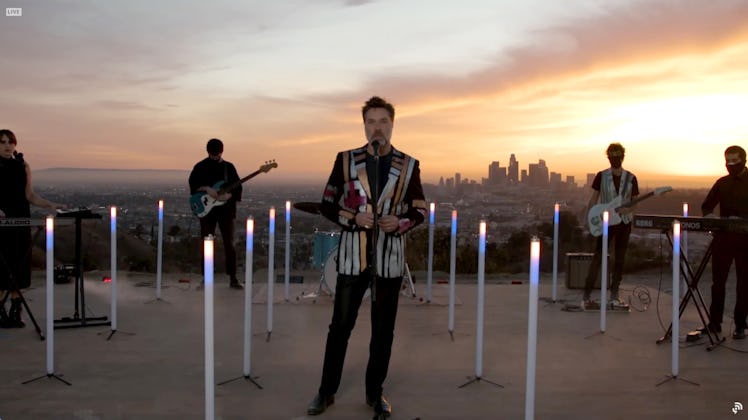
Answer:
1 0 747 188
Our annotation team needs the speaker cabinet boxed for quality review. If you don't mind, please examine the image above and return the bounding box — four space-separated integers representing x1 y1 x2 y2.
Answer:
565 252 611 290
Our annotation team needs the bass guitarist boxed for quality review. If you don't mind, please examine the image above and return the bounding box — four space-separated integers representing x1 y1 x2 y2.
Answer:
582 142 639 310
188 138 243 290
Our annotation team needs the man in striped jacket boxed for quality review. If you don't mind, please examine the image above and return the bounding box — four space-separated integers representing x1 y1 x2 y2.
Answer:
308 96 427 418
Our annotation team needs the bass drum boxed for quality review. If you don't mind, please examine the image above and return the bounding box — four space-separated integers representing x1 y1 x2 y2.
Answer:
322 249 338 296
322 249 370 300
313 231 341 269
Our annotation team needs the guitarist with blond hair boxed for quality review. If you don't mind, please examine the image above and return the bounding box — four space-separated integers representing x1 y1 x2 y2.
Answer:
582 142 639 311
189 138 243 290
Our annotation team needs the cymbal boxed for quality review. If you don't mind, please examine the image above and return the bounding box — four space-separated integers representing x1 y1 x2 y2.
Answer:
293 202 322 215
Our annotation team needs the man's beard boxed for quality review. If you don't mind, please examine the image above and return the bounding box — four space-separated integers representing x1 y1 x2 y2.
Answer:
609 157 622 168
726 161 746 176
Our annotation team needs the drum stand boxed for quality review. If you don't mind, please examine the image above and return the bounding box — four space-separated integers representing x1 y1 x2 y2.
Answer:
311 272 335 299
301 258 415 302
301 255 336 302
401 263 416 298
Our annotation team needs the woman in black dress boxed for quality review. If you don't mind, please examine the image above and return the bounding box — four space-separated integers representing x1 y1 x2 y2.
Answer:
0 129 62 328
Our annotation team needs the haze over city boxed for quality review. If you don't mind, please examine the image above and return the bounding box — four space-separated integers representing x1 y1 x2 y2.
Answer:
2 0 747 188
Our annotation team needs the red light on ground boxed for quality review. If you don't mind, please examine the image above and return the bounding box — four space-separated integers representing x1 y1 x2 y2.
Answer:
102 276 112 283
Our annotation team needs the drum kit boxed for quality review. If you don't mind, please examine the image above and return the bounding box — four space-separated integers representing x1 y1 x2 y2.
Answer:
293 202 416 302
293 202 337 300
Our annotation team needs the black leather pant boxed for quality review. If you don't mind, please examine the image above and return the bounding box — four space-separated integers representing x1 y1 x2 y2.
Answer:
584 222 631 299
318 272 402 400
709 233 748 330
198 206 237 277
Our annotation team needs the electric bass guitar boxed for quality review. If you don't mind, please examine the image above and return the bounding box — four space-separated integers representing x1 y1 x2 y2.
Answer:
587 186 672 237
190 160 278 218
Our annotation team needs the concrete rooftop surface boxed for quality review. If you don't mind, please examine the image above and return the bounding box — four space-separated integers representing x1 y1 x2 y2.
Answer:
1 268 747 420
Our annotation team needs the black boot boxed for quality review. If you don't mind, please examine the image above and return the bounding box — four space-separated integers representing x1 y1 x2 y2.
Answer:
0 301 11 328
229 276 244 290
9 297 25 328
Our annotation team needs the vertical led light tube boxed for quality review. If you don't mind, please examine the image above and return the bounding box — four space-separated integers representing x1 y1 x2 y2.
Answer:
525 238 541 420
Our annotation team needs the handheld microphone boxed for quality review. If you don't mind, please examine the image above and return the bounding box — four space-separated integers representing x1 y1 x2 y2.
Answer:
372 140 381 156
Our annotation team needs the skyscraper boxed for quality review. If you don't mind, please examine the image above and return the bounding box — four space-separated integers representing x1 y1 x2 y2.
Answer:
508 154 519 183
586 173 595 188
488 161 506 185
528 159 549 187
488 161 500 184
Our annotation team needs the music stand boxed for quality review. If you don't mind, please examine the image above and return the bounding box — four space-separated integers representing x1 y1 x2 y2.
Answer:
54 208 110 329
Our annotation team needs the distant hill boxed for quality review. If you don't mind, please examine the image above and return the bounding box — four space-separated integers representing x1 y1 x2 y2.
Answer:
29 218 184 273
35 167 323 187
36 168 189 187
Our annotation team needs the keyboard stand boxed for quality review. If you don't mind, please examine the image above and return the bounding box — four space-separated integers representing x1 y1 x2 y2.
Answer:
54 211 110 329
655 232 725 350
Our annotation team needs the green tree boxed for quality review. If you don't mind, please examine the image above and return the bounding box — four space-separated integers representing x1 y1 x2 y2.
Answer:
167 225 182 238
133 224 145 240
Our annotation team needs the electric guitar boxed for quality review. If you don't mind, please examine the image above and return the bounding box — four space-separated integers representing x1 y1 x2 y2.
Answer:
190 160 278 218
587 186 672 237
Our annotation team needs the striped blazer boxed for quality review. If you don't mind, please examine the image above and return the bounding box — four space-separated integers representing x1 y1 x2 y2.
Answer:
321 145 427 278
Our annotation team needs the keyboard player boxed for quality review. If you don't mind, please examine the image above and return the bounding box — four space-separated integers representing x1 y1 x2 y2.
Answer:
0 129 64 329
701 145 748 340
